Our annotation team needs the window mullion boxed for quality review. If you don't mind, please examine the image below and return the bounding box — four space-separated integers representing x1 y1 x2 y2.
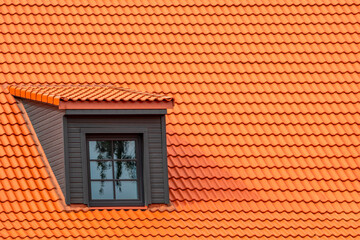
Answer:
137 138 141 201
111 140 116 200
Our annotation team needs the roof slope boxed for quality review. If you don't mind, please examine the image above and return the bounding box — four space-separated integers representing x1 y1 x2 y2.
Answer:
1 0 360 239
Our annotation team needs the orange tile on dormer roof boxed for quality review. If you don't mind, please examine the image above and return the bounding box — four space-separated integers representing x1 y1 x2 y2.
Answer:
8 84 173 105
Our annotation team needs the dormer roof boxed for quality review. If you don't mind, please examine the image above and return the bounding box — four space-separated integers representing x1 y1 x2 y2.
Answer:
8 84 174 109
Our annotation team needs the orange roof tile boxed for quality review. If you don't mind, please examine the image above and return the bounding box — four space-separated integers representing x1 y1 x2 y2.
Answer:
1 0 360 239
8 84 172 106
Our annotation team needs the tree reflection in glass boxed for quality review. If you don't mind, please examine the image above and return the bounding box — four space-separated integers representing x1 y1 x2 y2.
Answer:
89 140 112 197
89 140 112 160
115 161 136 180
113 141 135 159
115 181 138 199
90 161 112 179
89 139 138 200
115 161 137 195
91 181 113 199
113 141 136 194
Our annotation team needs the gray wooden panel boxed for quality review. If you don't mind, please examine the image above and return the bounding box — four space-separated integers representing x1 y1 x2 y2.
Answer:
21 99 66 196
66 115 167 205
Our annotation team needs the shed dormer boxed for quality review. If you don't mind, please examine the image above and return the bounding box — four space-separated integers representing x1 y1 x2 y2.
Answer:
10 84 173 207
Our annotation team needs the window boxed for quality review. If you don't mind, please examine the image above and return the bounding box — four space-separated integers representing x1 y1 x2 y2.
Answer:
87 135 144 206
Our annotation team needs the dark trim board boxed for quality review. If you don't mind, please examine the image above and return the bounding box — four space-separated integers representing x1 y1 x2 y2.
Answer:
65 109 167 115
59 101 173 110
63 116 71 205
161 115 170 204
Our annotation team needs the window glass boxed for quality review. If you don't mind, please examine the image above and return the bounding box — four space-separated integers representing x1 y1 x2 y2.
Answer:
115 161 137 179
90 161 113 180
115 181 138 199
91 181 114 200
113 140 136 159
88 137 141 205
89 141 112 159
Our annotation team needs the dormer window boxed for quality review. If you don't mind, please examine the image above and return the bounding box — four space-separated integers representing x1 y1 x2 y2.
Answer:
10 84 173 208
87 135 144 206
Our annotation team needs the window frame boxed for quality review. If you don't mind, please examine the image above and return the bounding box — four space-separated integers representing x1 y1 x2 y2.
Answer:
86 134 144 207
79 127 151 207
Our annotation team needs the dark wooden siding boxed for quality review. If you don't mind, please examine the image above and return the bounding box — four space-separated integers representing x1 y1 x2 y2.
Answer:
66 115 167 204
21 99 66 195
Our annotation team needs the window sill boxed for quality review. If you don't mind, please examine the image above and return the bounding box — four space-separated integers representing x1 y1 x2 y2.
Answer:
65 204 148 211
89 206 148 210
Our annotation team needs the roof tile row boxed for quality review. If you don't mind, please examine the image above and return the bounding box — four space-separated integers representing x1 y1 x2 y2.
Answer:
4 73 360 85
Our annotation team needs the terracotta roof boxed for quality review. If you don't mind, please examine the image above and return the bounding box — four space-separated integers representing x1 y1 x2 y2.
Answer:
8 84 173 105
1 0 360 239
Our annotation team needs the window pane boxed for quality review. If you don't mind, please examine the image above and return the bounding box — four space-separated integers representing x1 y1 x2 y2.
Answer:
89 141 112 159
91 181 114 200
115 181 138 199
114 161 137 179
90 161 113 180
113 141 136 159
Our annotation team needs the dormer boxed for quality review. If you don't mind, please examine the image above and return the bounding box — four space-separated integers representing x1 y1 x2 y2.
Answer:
9 84 173 207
